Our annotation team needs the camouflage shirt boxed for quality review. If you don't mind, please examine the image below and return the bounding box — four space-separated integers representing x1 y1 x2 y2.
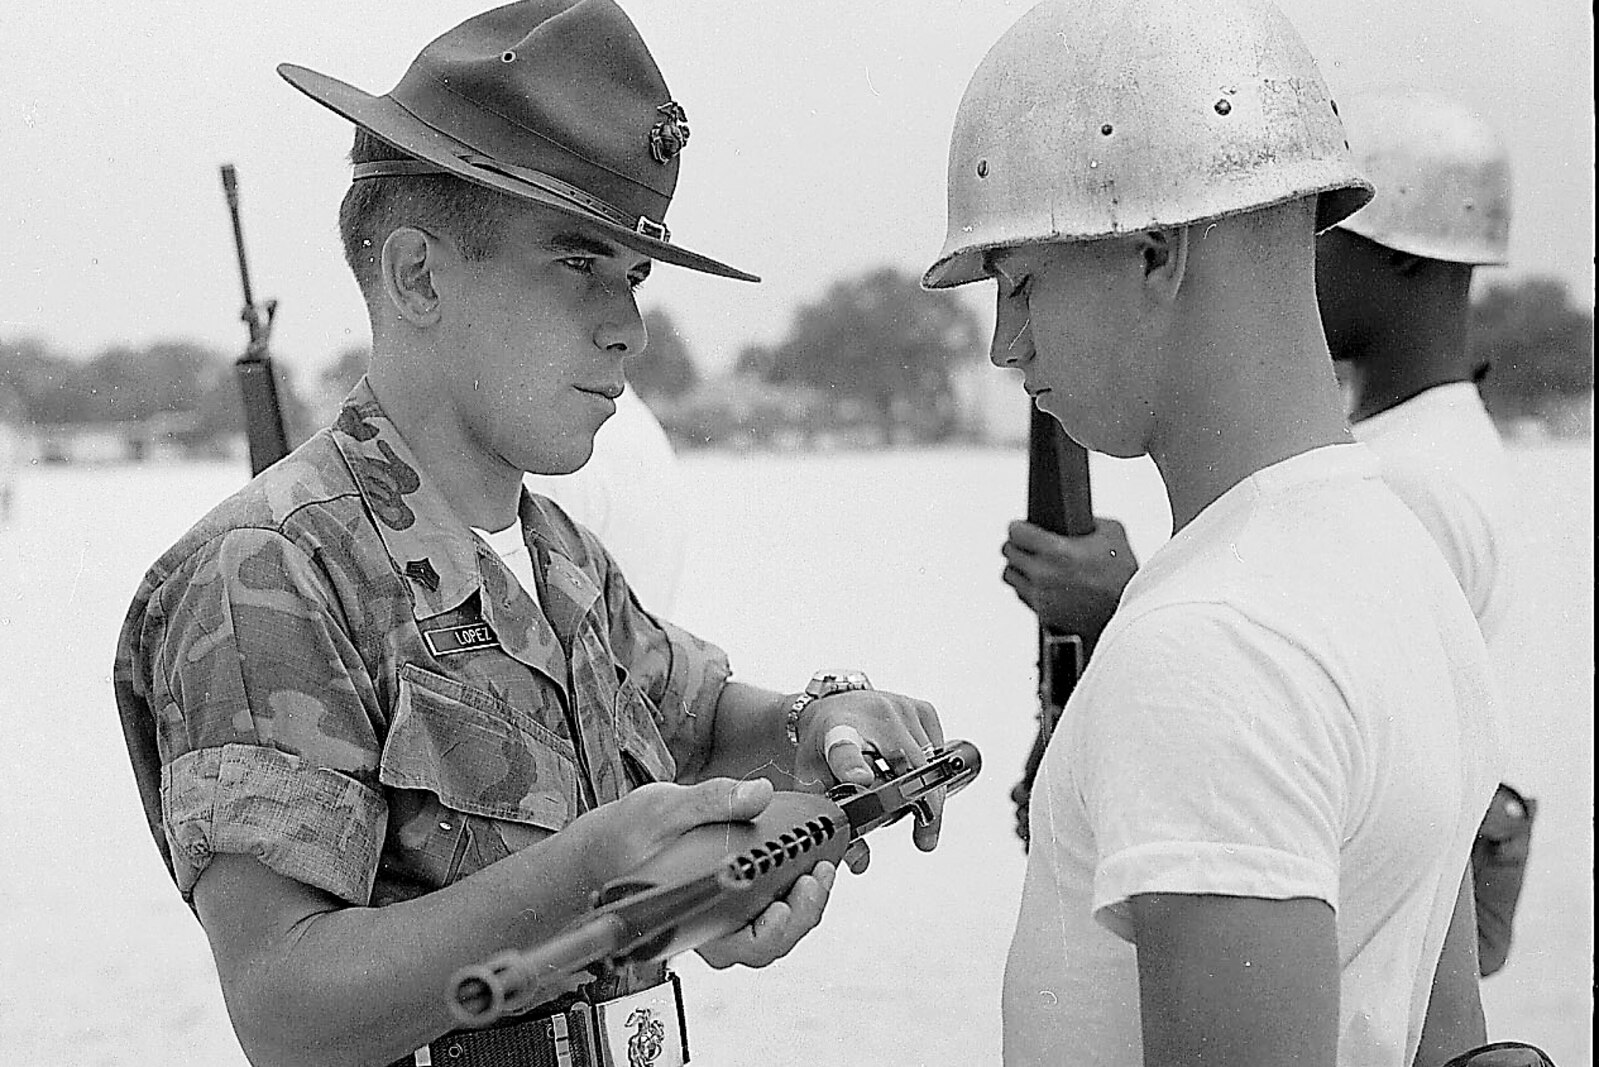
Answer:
114 379 731 909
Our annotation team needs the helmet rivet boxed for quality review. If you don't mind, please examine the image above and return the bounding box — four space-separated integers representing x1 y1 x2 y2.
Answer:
1214 99 1232 116
976 159 990 179
1100 123 1114 136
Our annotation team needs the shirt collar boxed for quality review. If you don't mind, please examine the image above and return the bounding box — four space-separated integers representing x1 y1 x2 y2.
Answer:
330 378 483 618
1167 441 1380 552
1353 381 1482 440
328 379 601 682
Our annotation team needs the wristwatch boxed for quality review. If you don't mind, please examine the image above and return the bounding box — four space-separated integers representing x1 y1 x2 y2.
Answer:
785 669 873 747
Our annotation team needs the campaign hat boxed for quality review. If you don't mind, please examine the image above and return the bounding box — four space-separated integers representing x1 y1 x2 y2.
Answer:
279 0 757 282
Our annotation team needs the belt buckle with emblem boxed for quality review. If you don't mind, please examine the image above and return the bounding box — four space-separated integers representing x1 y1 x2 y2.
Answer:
593 974 687 1067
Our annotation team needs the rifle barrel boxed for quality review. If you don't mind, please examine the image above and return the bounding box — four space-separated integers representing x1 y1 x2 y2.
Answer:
219 165 260 323
450 914 630 1026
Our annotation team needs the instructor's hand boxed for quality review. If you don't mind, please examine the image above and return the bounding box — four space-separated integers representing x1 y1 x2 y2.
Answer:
795 689 946 873
697 860 837 969
572 776 776 884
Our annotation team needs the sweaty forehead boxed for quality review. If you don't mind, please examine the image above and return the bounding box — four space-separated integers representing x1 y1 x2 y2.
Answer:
542 228 619 257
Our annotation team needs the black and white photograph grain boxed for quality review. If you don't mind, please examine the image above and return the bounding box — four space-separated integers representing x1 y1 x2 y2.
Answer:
1 2 1591 1065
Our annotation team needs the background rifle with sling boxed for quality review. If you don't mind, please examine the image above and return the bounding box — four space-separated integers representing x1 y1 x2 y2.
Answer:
1012 408 1095 848
219 163 292 476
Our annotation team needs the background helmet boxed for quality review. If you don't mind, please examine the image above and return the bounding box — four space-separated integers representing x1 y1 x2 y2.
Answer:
924 0 1373 289
1334 90 1512 265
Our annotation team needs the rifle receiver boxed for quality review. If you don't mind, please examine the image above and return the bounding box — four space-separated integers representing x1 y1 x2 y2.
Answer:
219 163 291 474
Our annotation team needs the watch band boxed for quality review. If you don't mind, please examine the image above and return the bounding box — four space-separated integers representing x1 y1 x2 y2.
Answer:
784 670 873 747
784 691 818 747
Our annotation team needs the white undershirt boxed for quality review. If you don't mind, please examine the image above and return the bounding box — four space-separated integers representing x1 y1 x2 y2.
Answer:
1353 382 1528 777
521 389 687 615
474 522 540 611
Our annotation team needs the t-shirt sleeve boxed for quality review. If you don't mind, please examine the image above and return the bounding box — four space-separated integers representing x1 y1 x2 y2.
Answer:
137 527 388 904
1063 603 1358 942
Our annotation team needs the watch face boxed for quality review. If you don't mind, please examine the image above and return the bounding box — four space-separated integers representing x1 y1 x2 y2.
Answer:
808 669 871 696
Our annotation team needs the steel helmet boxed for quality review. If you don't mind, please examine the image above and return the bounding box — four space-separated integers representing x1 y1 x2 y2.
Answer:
1334 90 1511 265
923 0 1374 289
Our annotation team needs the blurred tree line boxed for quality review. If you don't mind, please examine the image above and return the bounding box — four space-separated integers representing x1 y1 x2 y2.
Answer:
1 272 1591 457
0 337 315 457
1471 278 1594 429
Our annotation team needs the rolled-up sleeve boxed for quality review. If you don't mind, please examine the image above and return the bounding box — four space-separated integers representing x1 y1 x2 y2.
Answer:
162 745 385 903
137 526 389 904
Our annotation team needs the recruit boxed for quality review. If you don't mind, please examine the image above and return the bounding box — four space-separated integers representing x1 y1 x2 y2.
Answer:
924 1 1498 1064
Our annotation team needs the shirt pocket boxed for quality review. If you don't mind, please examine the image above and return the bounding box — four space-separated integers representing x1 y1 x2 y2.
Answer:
380 663 581 832
615 675 677 785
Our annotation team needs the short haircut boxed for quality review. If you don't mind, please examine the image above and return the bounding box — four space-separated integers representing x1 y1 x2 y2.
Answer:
337 127 522 296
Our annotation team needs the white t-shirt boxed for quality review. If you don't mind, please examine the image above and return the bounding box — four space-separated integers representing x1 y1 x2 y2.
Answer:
522 389 687 615
475 522 540 612
1353 382 1526 771
1003 444 1499 1067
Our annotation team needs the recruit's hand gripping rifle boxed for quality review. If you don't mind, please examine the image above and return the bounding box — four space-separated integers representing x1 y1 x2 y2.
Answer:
448 740 982 1028
1012 409 1095 849
219 164 292 475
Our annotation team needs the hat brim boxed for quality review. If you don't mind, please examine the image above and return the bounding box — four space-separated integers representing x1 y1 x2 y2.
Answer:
278 63 759 283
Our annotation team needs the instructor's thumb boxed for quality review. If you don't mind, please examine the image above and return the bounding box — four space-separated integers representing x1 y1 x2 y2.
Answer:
822 724 875 786
696 776 773 824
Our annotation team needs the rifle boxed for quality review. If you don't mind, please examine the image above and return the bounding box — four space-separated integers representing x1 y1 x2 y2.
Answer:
448 740 982 1028
219 164 292 475
1012 408 1095 849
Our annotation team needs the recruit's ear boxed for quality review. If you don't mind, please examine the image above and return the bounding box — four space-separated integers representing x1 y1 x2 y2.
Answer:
379 226 443 327
1133 226 1189 306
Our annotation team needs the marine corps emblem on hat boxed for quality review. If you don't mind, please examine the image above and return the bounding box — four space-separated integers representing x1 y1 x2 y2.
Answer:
276 0 757 282
650 102 690 165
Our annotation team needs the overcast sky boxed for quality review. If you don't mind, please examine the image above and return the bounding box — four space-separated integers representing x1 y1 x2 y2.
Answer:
3 1 1593 382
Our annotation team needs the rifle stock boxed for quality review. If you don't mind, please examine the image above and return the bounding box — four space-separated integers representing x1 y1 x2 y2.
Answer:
220 164 292 476
1015 407 1095 847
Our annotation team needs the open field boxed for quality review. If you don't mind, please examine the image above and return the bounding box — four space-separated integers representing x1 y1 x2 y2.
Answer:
1 442 1590 1065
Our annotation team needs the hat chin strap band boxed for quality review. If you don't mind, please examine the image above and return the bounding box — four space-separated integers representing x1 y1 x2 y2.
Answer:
352 156 671 243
